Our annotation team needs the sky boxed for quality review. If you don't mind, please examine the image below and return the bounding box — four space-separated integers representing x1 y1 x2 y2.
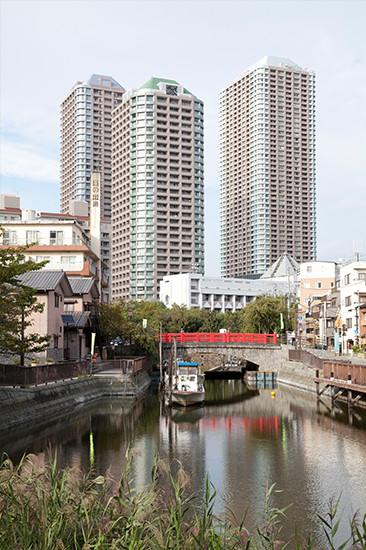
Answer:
1 0 365 276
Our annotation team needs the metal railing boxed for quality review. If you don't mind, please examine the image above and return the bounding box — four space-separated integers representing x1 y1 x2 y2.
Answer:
159 333 278 344
288 349 324 370
0 360 90 387
106 357 147 375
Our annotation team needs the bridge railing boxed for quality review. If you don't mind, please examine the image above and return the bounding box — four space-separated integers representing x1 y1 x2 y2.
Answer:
159 333 277 344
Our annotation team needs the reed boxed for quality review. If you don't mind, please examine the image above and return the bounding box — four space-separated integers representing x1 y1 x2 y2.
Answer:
0 451 364 549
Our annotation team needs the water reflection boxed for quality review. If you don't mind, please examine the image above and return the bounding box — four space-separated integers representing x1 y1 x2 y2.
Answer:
1 381 365 546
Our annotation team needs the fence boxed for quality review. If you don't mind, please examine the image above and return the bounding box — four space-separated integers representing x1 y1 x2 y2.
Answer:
288 349 324 371
159 333 278 344
289 350 366 387
322 361 366 387
0 356 148 387
107 357 147 375
0 360 90 387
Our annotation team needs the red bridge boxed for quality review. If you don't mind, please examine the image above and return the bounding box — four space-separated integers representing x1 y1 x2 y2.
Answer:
159 332 277 345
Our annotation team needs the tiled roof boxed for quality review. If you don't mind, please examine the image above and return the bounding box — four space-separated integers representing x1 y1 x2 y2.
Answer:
62 312 90 328
68 277 95 294
17 270 73 295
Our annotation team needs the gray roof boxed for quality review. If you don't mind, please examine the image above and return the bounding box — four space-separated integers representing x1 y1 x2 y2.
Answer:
68 277 99 298
62 312 91 328
248 55 303 72
18 270 73 296
261 254 300 279
87 74 125 90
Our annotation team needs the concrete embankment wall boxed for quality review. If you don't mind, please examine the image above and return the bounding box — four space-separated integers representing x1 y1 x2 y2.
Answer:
0 372 151 432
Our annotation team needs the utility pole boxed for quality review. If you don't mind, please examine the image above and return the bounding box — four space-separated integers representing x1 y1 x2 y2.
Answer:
159 322 163 384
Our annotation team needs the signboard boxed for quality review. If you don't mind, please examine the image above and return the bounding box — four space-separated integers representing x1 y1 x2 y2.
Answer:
335 318 342 329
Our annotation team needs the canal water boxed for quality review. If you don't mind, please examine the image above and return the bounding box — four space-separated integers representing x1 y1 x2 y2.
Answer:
1 380 366 547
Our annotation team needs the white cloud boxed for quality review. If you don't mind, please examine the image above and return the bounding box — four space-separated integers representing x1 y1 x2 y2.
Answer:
0 142 59 183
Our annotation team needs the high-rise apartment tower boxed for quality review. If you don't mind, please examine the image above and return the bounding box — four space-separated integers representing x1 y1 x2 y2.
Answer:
112 78 204 301
219 56 316 278
61 74 125 219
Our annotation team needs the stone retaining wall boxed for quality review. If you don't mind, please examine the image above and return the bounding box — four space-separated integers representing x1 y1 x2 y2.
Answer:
0 372 151 431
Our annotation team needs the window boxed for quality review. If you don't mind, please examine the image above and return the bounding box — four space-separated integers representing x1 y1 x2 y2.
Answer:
344 274 350 285
50 230 63 245
2 230 17 245
307 266 312 273
54 294 60 308
346 318 352 328
36 256 50 263
316 282 322 289
358 272 366 280
61 256 76 264
54 336 59 349
26 230 40 244
345 296 352 307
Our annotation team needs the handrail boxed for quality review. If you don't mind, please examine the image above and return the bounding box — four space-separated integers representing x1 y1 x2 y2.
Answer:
158 333 277 344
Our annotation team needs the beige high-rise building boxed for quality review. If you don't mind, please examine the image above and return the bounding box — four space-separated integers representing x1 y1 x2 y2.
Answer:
112 78 204 302
219 56 316 278
60 74 125 219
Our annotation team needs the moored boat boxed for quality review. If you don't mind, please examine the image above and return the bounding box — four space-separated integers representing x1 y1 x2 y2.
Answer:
170 362 205 407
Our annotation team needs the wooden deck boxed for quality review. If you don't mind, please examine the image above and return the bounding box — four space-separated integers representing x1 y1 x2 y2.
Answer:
314 376 366 408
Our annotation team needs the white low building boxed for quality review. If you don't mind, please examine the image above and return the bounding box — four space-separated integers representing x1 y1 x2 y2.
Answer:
339 256 366 348
160 255 299 312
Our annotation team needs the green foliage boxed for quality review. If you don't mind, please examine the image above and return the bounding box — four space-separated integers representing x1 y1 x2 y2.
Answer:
240 295 294 334
352 344 366 354
99 294 298 357
99 299 166 359
0 229 50 365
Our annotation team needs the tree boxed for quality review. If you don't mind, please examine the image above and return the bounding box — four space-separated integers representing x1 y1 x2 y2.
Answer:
0 231 50 365
99 299 166 359
239 295 292 334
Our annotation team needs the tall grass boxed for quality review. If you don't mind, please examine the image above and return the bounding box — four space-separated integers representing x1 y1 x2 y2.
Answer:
0 451 365 549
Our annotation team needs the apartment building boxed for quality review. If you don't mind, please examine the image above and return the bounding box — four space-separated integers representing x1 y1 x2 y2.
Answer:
0 194 110 302
219 56 316 278
298 261 339 347
0 215 102 285
339 256 366 349
112 77 204 301
299 261 339 313
60 74 125 219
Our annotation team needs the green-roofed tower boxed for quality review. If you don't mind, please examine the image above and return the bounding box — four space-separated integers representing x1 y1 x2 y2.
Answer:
111 78 204 302
139 77 192 95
